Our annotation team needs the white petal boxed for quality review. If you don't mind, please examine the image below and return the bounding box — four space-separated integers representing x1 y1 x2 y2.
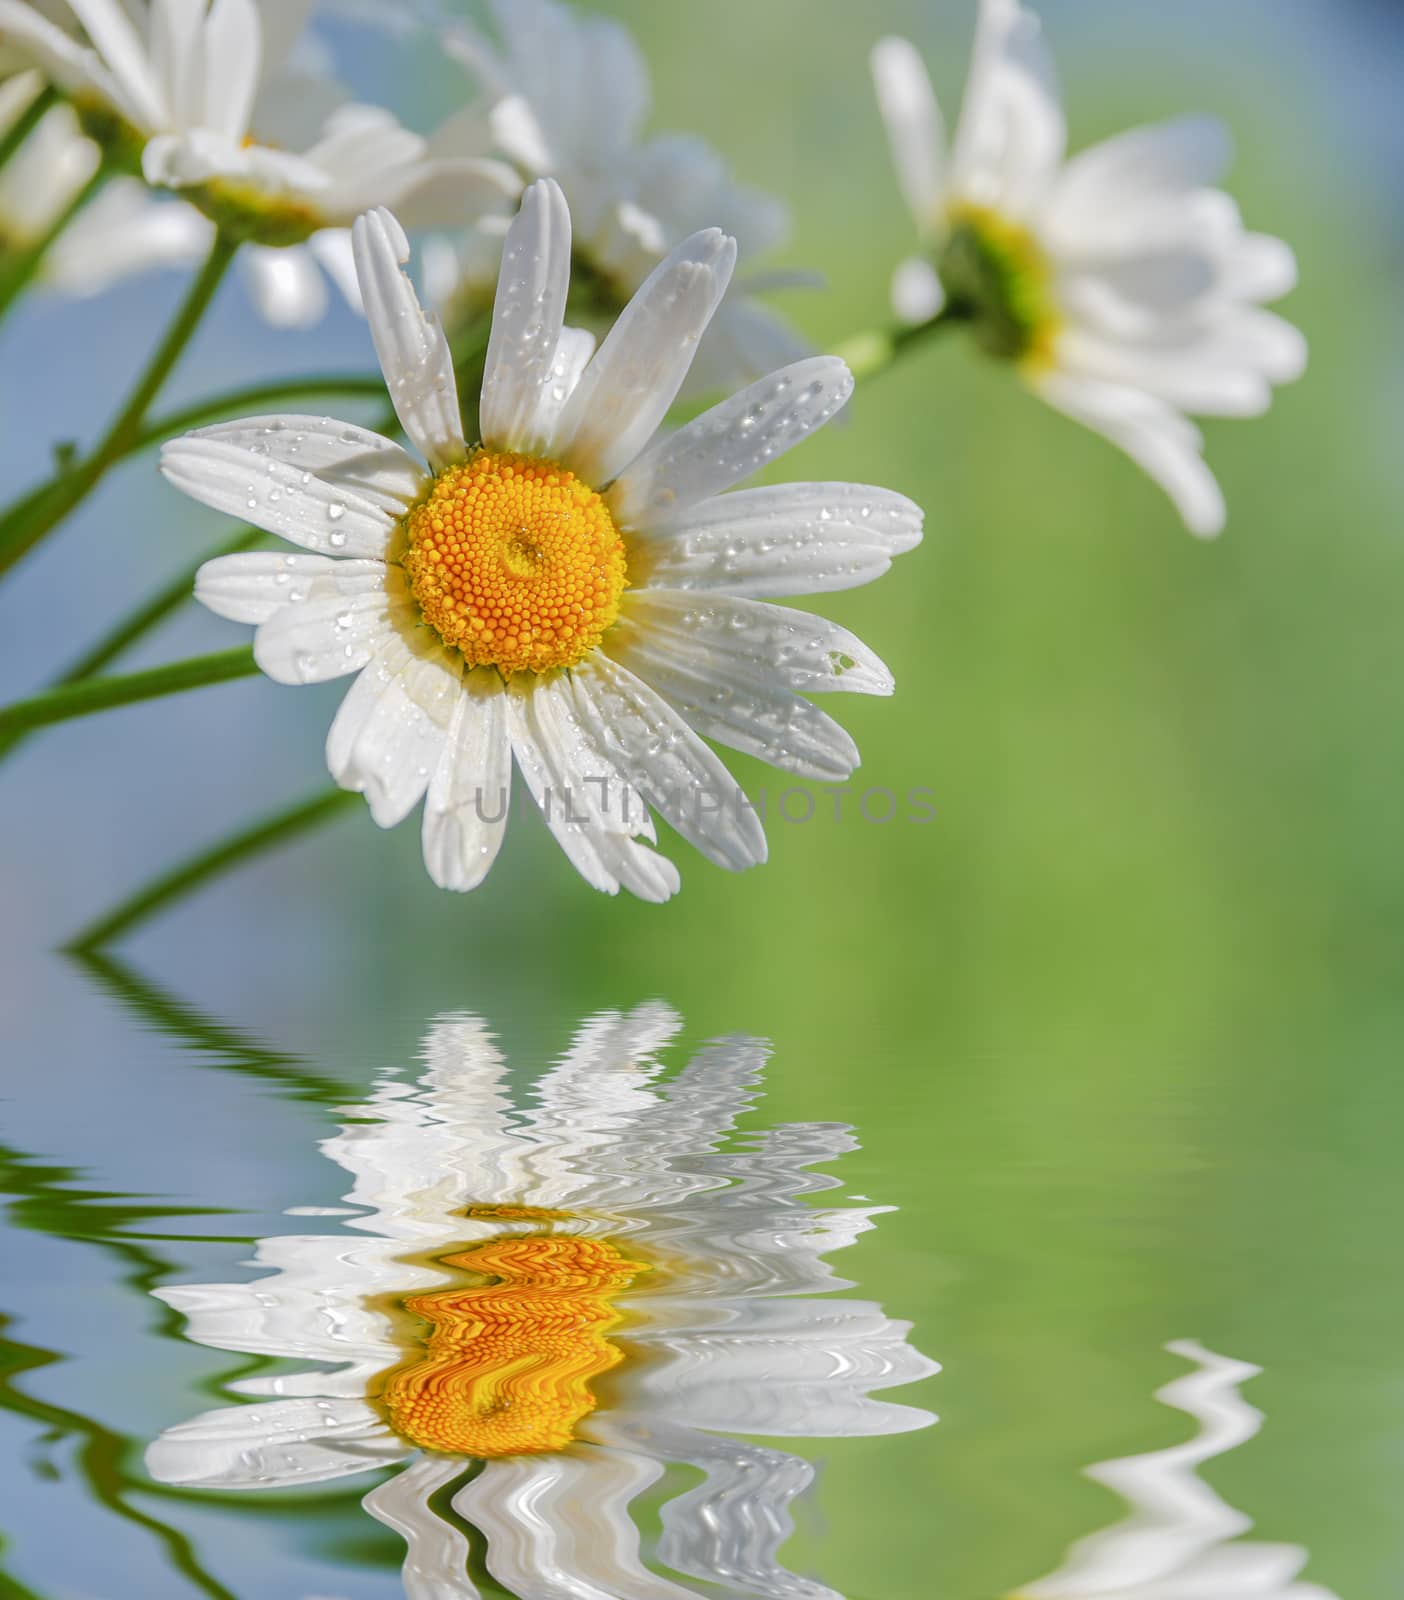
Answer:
570 655 767 873
505 675 680 902
307 226 363 312
1223 230 1298 303
608 356 853 531
253 579 407 685
871 35 946 230
892 255 946 324
352 206 466 472
551 228 737 484
68 0 167 128
145 1398 407 1491
530 324 596 442
325 631 464 828
455 1450 700 1600
150 0 205 132
627 1299 939 1438
387 155 522 232
363 1457 480 1600
1035 370 1227 537
594 1416 844 1600
619 590 894 697
160 435 401 557
242 245 329 327
202 0 260 140
187 415 424 512
195 551 385 625
950 0 1065 218
606 609 862 783
1048 115 1232 232
632 481 923 598
480 177 572 455
421 669 512 893
0 2 104 99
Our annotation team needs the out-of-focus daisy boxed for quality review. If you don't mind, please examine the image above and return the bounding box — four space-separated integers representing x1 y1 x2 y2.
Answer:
1013 1340 1339 1600
421 0 815 401
0 0 515 322
871 0 1306 536
163 180 921 900
0 69 208 295
147 1005 938 1599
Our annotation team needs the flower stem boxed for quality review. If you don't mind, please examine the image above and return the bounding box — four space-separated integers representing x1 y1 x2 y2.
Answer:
0 645 259 740
0 83 57 174
0 160 110 326
132 373 393 450
0 230 240 580
831 301 973 384
66 789 359 951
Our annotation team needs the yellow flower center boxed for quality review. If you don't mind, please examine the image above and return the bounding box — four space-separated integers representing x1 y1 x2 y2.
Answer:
402 450 628 676
380 1234 648 1458
941 202 1061 369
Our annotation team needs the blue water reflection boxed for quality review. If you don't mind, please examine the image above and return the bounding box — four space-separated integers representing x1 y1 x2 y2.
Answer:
145 1001 938 1598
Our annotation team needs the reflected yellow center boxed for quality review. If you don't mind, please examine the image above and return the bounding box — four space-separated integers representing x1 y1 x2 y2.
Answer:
402 450 629 675
381 1234 648 1458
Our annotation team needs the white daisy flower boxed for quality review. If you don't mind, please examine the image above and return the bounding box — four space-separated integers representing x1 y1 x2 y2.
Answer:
163 180 921 901
1014 1340 1339 1600
871 1 1307 536
423 0 815 401
147 1005 938 1599
0 68 209 294
0 0 516 318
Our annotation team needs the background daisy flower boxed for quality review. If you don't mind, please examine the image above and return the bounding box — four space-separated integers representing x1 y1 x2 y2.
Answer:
146 1005 938 1599
419 0 816 401
871 0 1307 536
0 68 207 297
163 179 922 901
1014 1341 1339 1599
0 0 517 316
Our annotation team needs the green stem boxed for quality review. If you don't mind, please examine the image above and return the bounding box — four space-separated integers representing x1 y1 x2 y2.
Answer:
0 83 57 174
66 789 359 950
0 231 239 580
0 646 258 739
0 160 109 326
1 326 496 766
133 373 392 451
831 301 972 384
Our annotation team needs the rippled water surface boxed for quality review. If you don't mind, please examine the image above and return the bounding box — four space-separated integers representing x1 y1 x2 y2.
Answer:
1 946 1388 1599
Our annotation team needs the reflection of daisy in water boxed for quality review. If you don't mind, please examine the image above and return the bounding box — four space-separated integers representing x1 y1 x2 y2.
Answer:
148 1006 938 1599
1014 1341 1338 1600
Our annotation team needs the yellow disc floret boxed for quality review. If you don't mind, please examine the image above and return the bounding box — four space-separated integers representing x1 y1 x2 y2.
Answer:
380 1234 648 1458
403 450 629 675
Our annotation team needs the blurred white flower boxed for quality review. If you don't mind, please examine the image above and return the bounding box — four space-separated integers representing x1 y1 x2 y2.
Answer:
421 0 816 401
148 1005 938 1599
871 0 1306 536
0 0 515 320
0 70 208 294
163 182 921 900
1014 1340 1339 1600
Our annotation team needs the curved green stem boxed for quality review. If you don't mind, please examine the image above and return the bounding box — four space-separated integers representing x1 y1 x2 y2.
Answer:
0 83 57 175
0 231 239 580
133 372 392 451
0 645 258 739
831 301 973 384
0 161 110 326
67 789 359 951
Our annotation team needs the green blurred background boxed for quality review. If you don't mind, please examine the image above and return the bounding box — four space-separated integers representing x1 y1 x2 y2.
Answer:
2 0 1401 1595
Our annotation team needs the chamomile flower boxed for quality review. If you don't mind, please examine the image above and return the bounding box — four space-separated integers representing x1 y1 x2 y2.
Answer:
423 0 815 400
0 0 515 312
1014 1341 1338 1600
163 180 921 901
0 69 208 295
147 1006 938 1599
871 0 1306 536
